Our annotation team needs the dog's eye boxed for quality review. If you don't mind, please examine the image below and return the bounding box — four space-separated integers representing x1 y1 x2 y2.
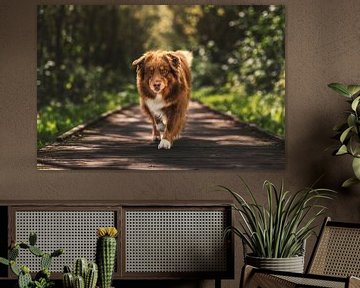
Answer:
148 67 154 74
161 69 168 75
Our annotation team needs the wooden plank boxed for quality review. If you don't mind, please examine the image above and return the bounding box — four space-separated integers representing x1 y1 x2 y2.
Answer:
37 101 285 170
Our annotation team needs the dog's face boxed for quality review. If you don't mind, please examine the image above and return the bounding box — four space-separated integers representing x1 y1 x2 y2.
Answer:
132 51 180 95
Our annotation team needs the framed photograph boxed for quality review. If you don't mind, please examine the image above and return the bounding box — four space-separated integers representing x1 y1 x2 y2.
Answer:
37 5 285 170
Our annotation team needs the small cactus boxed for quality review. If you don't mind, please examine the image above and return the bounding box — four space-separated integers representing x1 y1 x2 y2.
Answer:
51 248 64 257
10 260 20 276
41 253 52 270
29 232 37 246
64 265 72 273
63 272 74 288
29 245 44 257
74 275 85 288
85 263 98 288
63 259 98 288
9 247 19 260
0 232 64 288
19 243 30 249
74 258 88 279
96 227 118 288
18 269 32 288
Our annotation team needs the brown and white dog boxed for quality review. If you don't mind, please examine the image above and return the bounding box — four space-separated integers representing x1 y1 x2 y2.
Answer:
132 50 192 149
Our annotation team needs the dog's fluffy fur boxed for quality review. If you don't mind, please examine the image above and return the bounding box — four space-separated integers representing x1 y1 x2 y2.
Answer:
132 50 192 149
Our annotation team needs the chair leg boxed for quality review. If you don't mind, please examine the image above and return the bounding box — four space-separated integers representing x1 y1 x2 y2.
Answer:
215 278 221 288
240 265 255 288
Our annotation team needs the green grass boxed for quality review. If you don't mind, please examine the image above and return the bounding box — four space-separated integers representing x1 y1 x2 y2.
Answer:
38 84 284 149
192 86 285 137
37 84 138 148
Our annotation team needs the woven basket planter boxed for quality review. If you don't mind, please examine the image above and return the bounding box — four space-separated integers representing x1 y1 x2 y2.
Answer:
245 254 305 273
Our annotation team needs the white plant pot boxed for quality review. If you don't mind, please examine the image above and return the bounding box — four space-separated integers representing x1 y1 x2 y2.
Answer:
245 254 305 273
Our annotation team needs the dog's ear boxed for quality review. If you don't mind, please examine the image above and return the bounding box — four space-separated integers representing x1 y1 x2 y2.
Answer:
132 55 145 72
166 53 180 71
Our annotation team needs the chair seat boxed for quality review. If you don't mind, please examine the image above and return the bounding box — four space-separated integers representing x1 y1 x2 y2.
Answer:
243 266 360 288
277 274 346 288
241 218 360 288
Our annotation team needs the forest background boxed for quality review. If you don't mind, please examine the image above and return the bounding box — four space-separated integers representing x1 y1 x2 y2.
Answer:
37 5 285 147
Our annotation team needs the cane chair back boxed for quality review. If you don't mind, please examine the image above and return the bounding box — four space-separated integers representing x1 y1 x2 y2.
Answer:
307 217 360 278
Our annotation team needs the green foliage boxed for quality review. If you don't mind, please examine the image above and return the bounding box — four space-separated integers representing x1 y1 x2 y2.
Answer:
0 233 63 288
222 179 335 258
329 83 360 187
37 5 285 145
192 5 285 95
192 83 285 137
32 278 54 288
37 85 138 148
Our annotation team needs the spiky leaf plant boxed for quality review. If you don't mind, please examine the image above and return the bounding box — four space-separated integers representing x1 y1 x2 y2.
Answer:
328 83 360 187
222 179 335 258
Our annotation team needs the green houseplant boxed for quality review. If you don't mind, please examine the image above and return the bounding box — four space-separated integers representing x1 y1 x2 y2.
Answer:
0 232 63 288
328 83 360 187
222 179 334 272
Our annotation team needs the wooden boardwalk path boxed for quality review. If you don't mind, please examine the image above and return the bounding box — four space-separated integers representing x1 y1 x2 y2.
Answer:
37 101 285 170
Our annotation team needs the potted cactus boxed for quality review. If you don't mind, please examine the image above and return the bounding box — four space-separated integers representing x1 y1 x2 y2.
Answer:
96 227 118 288
62 258 98 288
0 232 64 288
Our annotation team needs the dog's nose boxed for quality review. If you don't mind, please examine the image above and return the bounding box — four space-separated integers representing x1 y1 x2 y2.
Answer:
153 81 161 91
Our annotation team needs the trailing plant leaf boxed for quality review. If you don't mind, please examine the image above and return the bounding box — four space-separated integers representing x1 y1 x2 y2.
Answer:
328 83 352 97
329 82 360 186
342 177 360 188
350 136 360 156
340 127 353 143
347 85 360 96
351 96 360 111
352 157 360 179
333 122 348 132
336 144 348 155
347 114 356 129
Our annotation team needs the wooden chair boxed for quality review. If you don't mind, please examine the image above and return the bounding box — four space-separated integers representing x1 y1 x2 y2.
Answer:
241 217 360 288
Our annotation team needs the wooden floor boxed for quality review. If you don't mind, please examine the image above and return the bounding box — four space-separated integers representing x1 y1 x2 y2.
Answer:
37 101 285 170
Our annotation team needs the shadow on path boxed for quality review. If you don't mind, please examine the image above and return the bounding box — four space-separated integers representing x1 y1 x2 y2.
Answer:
37 101 285 170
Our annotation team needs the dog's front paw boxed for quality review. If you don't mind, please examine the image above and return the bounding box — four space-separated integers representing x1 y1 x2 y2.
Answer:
158 139 171 150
